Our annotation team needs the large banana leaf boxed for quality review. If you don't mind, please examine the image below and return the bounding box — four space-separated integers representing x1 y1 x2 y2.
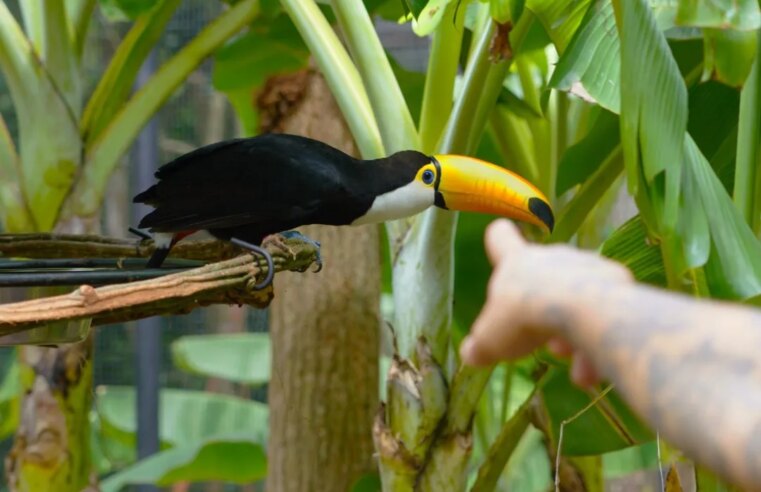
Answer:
171 333 271 386
549 0 620 113
96 386 268 448
100 436 266 491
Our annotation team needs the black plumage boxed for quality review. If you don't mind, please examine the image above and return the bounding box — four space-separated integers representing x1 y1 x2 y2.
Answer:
135 133 429 245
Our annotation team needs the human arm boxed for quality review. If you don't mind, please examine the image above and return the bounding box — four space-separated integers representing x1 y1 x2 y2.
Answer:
460 219 761 489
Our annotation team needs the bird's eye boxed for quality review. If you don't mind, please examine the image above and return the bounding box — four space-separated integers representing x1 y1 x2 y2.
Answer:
422 169 435 185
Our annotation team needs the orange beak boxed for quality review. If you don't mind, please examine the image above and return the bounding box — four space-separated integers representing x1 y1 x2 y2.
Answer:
433 154 553 232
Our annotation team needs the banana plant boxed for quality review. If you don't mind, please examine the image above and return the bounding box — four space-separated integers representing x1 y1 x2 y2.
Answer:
0 1 262 490
276 0 761 489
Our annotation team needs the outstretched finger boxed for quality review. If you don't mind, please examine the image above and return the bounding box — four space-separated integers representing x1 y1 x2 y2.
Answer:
484 219 526 266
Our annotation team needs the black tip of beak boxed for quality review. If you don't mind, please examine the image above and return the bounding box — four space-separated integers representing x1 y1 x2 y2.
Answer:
528 197 554 232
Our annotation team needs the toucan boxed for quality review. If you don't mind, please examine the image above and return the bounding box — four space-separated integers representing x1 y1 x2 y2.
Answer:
134 133 553 284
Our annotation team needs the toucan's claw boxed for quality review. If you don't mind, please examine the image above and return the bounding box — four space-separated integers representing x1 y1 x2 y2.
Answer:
230 237 275 290
277 231 322 273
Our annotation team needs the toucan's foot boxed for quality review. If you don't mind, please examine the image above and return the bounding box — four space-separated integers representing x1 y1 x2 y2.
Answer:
230 237 275 290
266 231 323 272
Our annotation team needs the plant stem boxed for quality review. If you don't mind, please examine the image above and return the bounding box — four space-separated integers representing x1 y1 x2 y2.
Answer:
439 19 498 153
470 389 536 492
489 108 539 183
67 0 96 58
280 0 384 159
419 2 464 154
733 30 761 233
330 0 418 152
441 11 534 154
81 0 182 143
550 146 623 243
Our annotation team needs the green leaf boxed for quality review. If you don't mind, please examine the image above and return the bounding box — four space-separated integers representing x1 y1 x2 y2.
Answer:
618 0 688 189
96 386 268 447
100 437 266 491
702 28 758 88
549 0 621 113
471 385 535 492
542 369 653 456
687 81 740 173
0 113 33 231
412 0 455 36
0 1 82 231
0 356 20 440
675 0 761 30
600 216 666 287
556 108 619 195
526 0 592 52
603 441 659 478
684 134 761 299
351 473 382 492
212 16 309 92
171 333 270 386
734 32 761 231
99 0 158 21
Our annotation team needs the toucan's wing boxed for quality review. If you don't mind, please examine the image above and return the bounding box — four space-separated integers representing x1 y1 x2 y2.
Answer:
135 135 363 232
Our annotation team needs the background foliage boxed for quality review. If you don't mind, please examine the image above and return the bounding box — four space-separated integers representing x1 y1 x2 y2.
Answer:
0 0 759 490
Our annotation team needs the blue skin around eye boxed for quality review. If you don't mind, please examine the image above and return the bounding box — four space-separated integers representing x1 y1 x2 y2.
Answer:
423 170 434 184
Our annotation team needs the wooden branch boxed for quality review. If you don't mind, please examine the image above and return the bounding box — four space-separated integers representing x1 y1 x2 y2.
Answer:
0 237 320 334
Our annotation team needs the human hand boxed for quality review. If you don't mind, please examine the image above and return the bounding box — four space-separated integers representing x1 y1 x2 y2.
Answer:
459 219 634 386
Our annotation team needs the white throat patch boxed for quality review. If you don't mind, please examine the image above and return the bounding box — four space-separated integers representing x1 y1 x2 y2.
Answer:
351 180 435 225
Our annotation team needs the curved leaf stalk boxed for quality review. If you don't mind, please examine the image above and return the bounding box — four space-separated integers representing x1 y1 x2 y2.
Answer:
41 0 82 117
0 115 34 232
279 0 384 160
0 2 81 231
419 1 464 154
470 379 543 492
59 0 262 222
330 0 418 153
19 0 44 55
81 0 182 143
733 30 761 233
328 0 420 242
66 0 96 58
488 107 540 183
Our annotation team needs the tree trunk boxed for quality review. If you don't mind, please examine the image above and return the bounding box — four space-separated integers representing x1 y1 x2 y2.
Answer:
5 337 94 492
261 69 381 492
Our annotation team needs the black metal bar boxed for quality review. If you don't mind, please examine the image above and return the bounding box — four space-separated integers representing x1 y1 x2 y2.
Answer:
133 51 161 492
0 258 202 270
0 268 192 287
